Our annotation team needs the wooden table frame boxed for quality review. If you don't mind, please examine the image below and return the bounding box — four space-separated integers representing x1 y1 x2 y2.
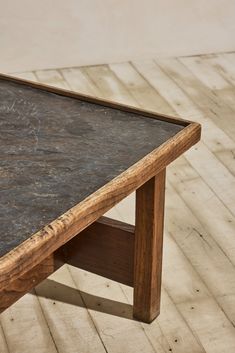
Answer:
0 74 201 323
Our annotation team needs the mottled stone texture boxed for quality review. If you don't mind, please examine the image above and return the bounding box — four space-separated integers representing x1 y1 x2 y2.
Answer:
0 79 183 257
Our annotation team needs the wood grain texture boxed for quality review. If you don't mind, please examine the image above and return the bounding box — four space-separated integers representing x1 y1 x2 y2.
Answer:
133 170 166 323
0 255 62 313
63 216 134 286
0 73 200 291
155 57 235 176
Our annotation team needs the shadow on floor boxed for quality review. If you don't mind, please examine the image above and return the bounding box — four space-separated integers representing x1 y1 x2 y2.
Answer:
35 279 133 320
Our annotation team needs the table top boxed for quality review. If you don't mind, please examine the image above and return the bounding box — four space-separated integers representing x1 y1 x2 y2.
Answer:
0 74 200 285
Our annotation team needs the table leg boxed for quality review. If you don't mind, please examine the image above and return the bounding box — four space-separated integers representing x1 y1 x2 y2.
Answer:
133 169 166 323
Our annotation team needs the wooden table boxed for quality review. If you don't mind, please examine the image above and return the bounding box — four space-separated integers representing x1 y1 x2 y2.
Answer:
0 73 201 323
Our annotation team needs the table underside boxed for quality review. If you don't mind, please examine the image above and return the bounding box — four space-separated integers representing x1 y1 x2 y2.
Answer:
0 78 183 257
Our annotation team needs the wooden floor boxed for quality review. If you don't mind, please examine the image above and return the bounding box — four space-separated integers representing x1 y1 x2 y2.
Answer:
1 52 235 353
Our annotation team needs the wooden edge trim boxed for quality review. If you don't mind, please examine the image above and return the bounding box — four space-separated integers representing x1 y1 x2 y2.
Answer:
0 115 201 291
0 255 63 313
0 72 190 126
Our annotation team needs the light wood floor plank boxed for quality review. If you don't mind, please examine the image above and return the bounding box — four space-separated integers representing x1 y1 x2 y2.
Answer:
165 182 235 316
35 266 107 353
179 56 235 138
215 148 235 176
68 267 157 353
145 289 206 353
35 70 70 90
184 141 235 215
180 55 234 91
178 298 235 353
0 321 9 353
155 57 235 175
134 58 235 141
201 53 235 87
12 72 38 81
122 285 206 353
163 231 211 305
60 67 100 97
179 55 235 110
157 56 235 115
168 157 235 265
131 59 235 215
0 293 58 353
109 62 175 115
132 57 231 145
83 65 137 105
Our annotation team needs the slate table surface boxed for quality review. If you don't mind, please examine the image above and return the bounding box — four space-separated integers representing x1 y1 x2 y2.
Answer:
0 78 183 257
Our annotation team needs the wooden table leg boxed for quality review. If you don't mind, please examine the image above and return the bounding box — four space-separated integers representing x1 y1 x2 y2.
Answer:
133 169 166 323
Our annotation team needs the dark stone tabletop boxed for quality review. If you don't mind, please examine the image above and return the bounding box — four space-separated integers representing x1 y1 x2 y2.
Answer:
0 78 183 257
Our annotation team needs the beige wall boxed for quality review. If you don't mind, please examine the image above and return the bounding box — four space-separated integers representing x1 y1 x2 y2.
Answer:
0 0 235 73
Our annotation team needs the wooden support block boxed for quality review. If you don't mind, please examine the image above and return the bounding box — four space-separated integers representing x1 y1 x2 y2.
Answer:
62 217 135 286
0 217 135 313
133 170 166 323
